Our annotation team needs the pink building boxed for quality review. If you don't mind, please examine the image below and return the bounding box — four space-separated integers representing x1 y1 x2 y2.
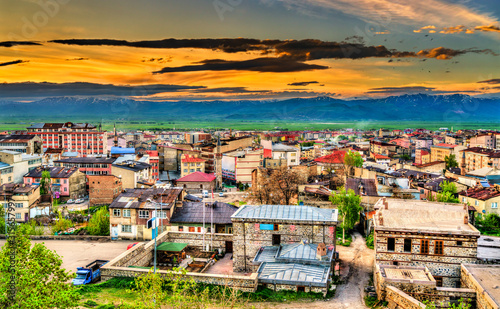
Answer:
389 138 411 149
469 134 496 149
24 166 87 198
146 150 159 180
415 138 433 150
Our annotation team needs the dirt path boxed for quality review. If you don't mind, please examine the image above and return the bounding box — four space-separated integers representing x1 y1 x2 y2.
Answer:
257 231 374 309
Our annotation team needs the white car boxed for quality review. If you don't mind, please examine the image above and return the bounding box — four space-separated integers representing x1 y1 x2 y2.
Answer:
75 198 84 204
67 199 75 204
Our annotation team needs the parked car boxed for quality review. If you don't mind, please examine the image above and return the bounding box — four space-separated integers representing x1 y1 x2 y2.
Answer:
67 199 75 204
127 242 139 250
75 198 84 204
72 260 108 286
218 192 224 197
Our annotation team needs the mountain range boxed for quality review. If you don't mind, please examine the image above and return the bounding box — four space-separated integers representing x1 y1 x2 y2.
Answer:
0 94 499 122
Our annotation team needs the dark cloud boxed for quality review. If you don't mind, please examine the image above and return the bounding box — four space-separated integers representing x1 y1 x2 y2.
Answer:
193 87 269 93
141 57 172 63
48 38 489 61
288 81 319 86
477 79 500 85
0 41 41 48
0 82 205 98
153 58 328 73
475 25 500 33
65 57 89 61
367 86 478 95
0 60 28 67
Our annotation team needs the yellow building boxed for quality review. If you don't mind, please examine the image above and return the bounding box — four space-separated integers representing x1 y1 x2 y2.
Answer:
180 155 206 178
459 186 500 216
430 143 464 162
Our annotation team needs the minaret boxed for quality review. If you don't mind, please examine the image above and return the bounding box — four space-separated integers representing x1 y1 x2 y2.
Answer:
461 151 466 176
113 123 118 147
215 135 222 190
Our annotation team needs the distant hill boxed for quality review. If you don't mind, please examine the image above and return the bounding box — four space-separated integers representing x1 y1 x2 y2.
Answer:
0 94 499 122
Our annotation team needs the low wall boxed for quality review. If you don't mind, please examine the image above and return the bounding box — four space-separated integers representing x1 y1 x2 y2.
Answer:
101 231 257 292
0 234 110 241
101 266 258 292
386 286 425 309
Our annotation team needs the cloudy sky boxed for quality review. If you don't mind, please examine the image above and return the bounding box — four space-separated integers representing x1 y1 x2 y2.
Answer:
1 0 499 101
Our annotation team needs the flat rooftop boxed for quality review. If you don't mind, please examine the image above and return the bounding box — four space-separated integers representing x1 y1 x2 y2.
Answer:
462 264 500 307
373 198 479 235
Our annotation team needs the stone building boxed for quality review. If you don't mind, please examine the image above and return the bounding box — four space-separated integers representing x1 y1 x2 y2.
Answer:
175 172 215 194
88 175 123 206
231 204 338 272
373 198 481 288
461 264 500 309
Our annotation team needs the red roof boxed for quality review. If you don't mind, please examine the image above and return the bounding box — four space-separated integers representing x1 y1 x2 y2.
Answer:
146 150 158 157
177 172 215 182
314 150 346 164
372 152 390 160
181 155 205 163
263 149 272 159
435 143 458 148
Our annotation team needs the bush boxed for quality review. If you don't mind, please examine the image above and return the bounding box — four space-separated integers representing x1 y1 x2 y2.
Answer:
87 206 110 236
51 213 74 234
475 213 500 236
366 231 374 249
83 299 98 307
336 229 352 247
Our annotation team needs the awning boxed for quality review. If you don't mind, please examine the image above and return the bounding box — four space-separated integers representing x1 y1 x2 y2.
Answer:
156 242 188 252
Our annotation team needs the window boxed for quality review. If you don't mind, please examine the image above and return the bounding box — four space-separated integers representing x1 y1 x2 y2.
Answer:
387 238 395 252
15 213 21 219
121 225 132 233
178 226 184 232
435 240 444 255
273 224 279 231
462 197 466 203
227 227 233 234
492 202 498 209
297 286 305 292
113 209 121 217
434 276 443 287
183 169 188 173
475 200 479 206
392 261 399 266
123 209 131 217
457 241 463 246
188 226 195 232
155 211 167 219
421 240 429 254
404 238 412 253
139 210 149 219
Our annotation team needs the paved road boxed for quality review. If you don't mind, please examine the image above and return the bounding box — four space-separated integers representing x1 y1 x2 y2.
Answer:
0 239 135 273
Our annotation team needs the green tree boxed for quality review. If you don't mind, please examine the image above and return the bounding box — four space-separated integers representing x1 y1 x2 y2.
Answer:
343 150 363 177
400 154 411 161
87 206 110 236
0 228 80 308
444 154 458 170
330 187 363 244
436 181 459 203
39 170 51 195
475 213 500 236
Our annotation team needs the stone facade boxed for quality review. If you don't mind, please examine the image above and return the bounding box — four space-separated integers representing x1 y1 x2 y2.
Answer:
232 220 336 272
165 231 232 252
375 230 479 287
461 265 500 309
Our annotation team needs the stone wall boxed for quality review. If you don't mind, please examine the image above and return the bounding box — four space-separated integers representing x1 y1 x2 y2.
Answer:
461 265 499 309
165 231 232 251
268 283 327 296
102 266 258 292
375 230 479 287
232 221 336 272
386 286 426 309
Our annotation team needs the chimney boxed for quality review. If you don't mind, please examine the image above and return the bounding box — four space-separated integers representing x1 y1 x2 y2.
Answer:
383 198 388 209
316 243 327 260
464 214 469 224
379 214 384 226
463 203 467 210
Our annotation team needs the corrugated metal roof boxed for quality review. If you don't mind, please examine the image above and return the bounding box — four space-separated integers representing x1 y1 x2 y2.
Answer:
257 262 330 286
232 205 338 223
109 187 183 210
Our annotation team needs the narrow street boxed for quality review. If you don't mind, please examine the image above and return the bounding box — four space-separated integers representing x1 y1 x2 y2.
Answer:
260 231 374 308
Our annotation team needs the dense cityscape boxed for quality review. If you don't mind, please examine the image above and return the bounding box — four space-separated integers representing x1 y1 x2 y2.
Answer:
2 0 500 308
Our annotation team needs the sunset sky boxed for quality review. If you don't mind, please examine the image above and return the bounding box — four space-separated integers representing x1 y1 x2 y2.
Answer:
1 0 500 101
